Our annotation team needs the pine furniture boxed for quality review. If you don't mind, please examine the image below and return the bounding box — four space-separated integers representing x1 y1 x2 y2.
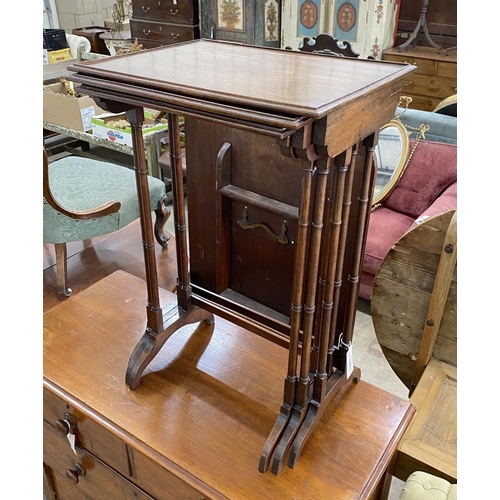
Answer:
43 270 415 499
65 39 415 474
382 46 457 112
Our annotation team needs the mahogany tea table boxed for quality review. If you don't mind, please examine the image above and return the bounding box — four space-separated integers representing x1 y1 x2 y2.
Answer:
66 40 416 474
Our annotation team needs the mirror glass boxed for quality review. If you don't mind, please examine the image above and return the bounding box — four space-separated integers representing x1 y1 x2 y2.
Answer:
372 120 409 207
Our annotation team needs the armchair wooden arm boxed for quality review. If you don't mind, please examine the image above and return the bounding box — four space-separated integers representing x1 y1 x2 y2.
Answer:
43 148 121 219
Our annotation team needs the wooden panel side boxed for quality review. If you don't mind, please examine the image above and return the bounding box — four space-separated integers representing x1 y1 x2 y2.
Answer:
371 211 457 388
394 359 457 482
314 80 403 158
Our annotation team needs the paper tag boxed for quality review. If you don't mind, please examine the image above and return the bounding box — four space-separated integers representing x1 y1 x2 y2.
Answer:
81 106 96 132
345 345 353 378
67 432 77 455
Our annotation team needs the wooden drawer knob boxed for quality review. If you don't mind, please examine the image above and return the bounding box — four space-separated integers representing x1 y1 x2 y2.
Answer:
65 463 86 484
55 413 77 436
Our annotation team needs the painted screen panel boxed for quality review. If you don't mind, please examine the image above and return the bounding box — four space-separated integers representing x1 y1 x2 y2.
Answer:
297 0 321 37
334 0 359 41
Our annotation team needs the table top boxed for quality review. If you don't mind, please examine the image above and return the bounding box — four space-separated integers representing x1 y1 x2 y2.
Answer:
43 59 77 83
44 270 415 500
99 30 132 41
68 39 415 119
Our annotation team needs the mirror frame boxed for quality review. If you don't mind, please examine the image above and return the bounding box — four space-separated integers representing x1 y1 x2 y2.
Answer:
372 120 410 208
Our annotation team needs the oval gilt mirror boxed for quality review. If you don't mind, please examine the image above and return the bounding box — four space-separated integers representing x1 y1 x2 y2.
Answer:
372 120 409 208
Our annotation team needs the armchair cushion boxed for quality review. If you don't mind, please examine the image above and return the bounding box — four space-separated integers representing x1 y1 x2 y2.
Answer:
382 140 457 219
363 207 415 278
399 471 457 500
43 156 167 244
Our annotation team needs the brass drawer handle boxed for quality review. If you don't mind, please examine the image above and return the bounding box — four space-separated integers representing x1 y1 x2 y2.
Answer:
171 33 180 39
143 29 151 35
237 206 292 245
403 60 416 65
170 8 178 13
402 80 413 87
142 6 150 11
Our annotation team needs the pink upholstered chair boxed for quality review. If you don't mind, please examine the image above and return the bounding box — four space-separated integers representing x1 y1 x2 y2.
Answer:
360 140 457 300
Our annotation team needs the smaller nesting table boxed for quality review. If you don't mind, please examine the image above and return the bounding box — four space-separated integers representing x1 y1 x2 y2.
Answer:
99 30 134 55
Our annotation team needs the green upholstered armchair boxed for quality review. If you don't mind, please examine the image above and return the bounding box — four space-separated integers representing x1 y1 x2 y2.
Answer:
43 149 170 296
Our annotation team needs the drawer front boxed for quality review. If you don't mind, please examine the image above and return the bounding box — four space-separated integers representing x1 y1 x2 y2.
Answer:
436 60 457 80
130 19 198 43
43 386 130 476
130 447 206 500
383 54 436 76
402 74 457 100
44 422 155 500
132 0 196 24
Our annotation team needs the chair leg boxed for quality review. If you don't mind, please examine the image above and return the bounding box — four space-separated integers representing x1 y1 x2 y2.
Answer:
55 243 72 297
154 197 171 249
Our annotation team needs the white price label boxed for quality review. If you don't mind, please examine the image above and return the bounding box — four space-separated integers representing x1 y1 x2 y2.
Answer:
67 432 77 455
81 106 96 132
345 345 353 378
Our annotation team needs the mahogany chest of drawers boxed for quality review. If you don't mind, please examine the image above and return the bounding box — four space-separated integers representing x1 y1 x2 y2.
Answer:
130 0 200 48
382 46 457 112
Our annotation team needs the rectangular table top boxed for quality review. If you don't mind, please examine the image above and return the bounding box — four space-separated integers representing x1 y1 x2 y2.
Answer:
44 270 415 500
67 39 415 119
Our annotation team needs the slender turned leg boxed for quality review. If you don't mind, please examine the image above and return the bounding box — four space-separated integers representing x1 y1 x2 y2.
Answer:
127 108 163 334
270 156 331 475
289 138 376 467
326 144 358 374
167 113 192 312
289 148 362 468
126 110 214 391
259 160 315 474
55 242 72 297
333 133 378 371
